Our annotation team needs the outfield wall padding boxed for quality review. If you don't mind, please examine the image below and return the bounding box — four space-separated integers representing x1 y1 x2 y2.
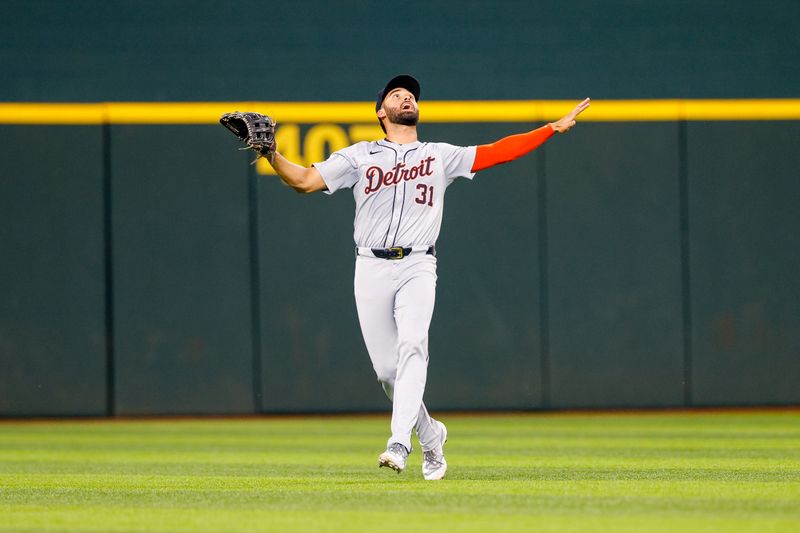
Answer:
687 122 800 406
544 123 686 408
109 126 255 415
1 121 798 415
0 126 107 415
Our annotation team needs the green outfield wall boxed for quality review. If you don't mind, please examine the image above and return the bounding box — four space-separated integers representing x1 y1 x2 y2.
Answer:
0 126 107 415
1 118 798 415
1 0 798 415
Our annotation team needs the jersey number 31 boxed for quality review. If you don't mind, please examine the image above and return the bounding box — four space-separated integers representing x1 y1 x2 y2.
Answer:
415 184 434 207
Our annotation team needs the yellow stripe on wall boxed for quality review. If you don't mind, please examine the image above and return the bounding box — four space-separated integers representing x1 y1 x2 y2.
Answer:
1 100 799 124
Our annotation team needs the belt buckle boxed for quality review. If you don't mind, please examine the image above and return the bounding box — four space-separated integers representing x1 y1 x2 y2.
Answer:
388 246 405 260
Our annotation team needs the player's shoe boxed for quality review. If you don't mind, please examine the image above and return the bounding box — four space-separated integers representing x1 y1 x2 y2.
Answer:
378 442 409 473
422 421 448 480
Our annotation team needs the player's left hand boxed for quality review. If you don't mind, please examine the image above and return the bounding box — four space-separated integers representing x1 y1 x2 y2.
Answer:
550 98 591 133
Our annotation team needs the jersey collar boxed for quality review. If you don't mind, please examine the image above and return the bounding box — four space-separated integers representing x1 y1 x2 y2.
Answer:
378 139 422 148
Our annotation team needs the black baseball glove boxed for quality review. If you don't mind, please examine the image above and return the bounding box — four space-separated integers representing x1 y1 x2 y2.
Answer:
220 111 277 162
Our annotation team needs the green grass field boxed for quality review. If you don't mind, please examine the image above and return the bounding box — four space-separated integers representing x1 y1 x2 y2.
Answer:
1 411 798 532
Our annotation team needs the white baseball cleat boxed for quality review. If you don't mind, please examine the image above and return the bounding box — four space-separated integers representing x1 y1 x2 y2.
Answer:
422 421 448 480
379 442 409 473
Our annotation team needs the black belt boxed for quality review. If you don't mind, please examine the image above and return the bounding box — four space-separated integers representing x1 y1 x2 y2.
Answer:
357 246 436 260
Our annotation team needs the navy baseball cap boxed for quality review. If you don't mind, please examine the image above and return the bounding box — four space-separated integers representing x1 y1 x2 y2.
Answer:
375 75 421 111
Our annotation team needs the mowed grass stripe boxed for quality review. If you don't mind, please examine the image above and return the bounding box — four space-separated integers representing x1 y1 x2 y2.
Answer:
2 475 798 503
0 412 798 532
4 507 797 533
1 491 797 518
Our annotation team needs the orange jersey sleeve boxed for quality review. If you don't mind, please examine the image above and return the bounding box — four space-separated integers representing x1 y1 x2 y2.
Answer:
471 124 555 172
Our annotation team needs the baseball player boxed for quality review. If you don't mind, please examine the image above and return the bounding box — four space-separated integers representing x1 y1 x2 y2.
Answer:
266 75 589 480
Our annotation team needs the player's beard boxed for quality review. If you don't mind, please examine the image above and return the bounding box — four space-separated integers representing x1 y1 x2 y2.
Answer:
387 107 419 127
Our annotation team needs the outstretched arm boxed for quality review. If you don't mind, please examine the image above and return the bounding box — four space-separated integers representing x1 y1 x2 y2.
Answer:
471 98 590 172
268 152 327 194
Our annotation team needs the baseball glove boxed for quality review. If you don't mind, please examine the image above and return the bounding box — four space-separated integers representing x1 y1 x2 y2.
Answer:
219 111 277 162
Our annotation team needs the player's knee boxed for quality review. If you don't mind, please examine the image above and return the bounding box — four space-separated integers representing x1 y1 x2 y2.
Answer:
398 337 428 361
373 365 396 385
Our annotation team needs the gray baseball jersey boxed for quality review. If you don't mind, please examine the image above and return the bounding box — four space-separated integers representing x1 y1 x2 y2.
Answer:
314 139 477 248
